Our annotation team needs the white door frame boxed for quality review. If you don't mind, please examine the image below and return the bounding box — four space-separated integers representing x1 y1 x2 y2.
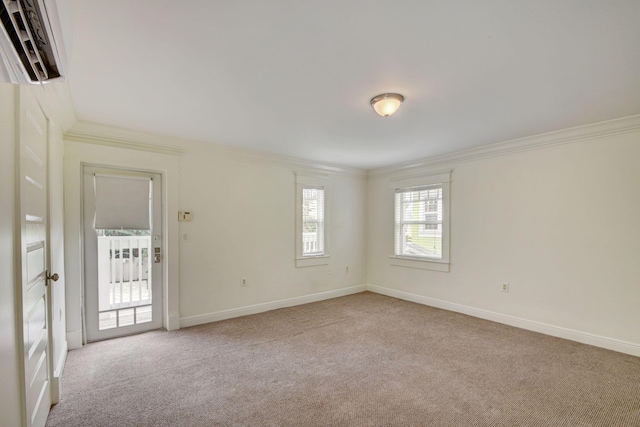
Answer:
63 141 181 351
81 165 164 342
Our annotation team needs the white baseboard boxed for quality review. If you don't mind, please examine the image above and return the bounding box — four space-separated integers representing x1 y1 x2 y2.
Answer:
66 330 83 350
166 315 180 331
366 284 640 357
54 339 68 378
172 283 640 357
180 285 367 328
51 339 68 404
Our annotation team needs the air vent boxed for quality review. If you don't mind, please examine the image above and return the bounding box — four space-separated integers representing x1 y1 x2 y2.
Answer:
0 0 63 84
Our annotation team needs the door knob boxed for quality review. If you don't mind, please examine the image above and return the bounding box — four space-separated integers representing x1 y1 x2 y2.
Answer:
46 270 59 284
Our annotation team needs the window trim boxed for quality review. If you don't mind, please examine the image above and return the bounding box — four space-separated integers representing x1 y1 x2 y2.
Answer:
388 171 451 272
295 173 330 267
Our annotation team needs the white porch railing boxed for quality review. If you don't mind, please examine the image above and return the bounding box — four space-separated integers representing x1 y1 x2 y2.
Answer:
303 232 320 254
97 235 152 312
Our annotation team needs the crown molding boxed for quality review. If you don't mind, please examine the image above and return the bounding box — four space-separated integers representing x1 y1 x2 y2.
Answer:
65 121 366 177
368 114 640 178
65 123 185 156
65 113 640 180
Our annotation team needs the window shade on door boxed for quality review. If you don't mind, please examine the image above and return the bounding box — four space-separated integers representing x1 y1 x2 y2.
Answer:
94 174 151 230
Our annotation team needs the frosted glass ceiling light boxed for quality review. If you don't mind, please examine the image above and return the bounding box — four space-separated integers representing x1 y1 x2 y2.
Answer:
370 93 404 117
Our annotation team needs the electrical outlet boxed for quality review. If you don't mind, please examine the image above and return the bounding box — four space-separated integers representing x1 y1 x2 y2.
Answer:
241 277 247 286
502 283 509 292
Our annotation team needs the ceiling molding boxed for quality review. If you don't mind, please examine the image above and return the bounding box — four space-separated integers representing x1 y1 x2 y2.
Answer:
185 142 367 177
368 114 640 178
65 127 185 157
65 121 366 177
63 113 640 179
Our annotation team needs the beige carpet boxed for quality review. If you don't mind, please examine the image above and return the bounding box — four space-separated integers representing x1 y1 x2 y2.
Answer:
47 292 640 426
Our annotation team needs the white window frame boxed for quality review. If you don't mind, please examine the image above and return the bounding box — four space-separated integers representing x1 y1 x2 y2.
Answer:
295 173 330 267
388 171 451 272
301 186 325 256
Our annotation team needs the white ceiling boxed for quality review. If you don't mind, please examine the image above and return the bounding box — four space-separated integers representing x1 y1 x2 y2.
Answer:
55 0 640 169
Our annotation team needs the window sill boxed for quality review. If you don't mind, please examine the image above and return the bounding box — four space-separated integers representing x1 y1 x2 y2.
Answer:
296 255 330 268
389 256 449 272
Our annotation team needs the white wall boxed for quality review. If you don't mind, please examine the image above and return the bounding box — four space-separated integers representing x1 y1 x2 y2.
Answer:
177 149 367 321
367 126 640 352
63 130 366 335
0 83 23 427
65 117 639 356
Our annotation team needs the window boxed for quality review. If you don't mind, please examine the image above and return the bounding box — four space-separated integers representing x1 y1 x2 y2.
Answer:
302 187 325 256
389 171 450 272
396 185 443 258
296 173 330 267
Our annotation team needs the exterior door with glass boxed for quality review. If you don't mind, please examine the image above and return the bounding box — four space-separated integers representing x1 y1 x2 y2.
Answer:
83 166 163 341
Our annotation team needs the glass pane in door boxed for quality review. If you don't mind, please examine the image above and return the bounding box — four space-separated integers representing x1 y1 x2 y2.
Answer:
97 229 153 330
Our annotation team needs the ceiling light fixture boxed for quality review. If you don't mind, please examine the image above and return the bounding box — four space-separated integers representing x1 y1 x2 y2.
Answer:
370 93 404 117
